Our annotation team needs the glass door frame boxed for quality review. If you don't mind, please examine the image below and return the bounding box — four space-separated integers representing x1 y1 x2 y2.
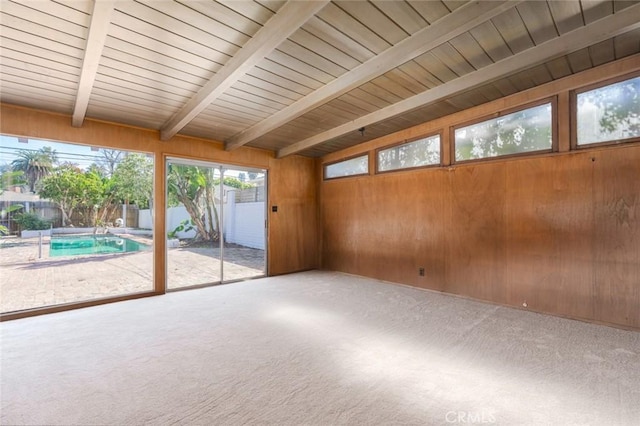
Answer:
165 157 267 291
220 164 268 284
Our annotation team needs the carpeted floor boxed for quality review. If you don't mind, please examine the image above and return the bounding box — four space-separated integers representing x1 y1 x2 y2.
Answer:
1 271 639 425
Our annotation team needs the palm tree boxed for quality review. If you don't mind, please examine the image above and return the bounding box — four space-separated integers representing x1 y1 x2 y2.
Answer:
11 147 57 192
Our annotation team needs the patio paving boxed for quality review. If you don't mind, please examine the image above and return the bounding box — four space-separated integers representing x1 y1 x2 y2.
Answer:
0 234 265 313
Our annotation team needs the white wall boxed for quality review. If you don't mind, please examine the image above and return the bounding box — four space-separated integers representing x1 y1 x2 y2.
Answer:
139 206 196 238
167 206 197 239
138 209 152 229
224 193 265 249
138 196 265 249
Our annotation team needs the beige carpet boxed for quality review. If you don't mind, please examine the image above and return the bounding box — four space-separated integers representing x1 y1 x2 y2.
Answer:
1 271 638 425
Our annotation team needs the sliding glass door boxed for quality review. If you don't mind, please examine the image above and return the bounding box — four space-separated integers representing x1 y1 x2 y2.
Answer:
221 167 266 282
166 158 265 290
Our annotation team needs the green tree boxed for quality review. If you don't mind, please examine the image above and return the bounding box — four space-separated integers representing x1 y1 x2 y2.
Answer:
577 76 639 143
39 165 105 226
215 176 253 190
378 136 440 171
10 147 57 192
78 170 109 227
111 154 153 209
455 104 552 161
167 165 220 242
86 163 108 178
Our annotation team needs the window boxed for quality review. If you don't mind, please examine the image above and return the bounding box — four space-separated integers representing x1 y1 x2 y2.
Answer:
324 154 369 179
454 102 553 162
576 75 640 146
0 135 154 314
377 134 440 172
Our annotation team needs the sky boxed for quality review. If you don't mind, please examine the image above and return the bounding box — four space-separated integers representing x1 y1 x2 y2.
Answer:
0 135 106 170
0 135 262 179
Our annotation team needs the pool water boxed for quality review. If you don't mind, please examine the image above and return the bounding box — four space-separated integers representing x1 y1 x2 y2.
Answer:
50 235 149 257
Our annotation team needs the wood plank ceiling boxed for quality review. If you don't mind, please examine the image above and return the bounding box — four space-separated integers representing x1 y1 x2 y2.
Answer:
1 0 639 158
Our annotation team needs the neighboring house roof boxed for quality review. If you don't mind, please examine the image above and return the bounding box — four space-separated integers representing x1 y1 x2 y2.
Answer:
0 191 44 203
247 177 265 186
223 184 238 192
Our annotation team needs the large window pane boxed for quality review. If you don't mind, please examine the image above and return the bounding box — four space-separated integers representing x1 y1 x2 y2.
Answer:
377 134 440 172
455 103 553 161
577 76 640 145
223 167 266 282
0 135 154 313
165 160 266 290
324 155 368 179
166 160 222 290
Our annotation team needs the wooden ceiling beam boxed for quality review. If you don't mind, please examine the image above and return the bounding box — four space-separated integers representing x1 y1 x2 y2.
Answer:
277 4 640 158
224 0 520 151
159 0 329 141
72 0 115 127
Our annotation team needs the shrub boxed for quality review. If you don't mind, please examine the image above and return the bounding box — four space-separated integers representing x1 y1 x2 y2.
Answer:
0 204 23 235
14 212 51 231
168 219 195 239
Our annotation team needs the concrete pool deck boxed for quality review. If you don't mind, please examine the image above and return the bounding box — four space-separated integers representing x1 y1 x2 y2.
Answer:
0 235 265 313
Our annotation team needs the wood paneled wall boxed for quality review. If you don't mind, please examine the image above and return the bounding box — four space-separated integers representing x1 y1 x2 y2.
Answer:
320 57 640 329
0 104 319 290
268 154 319 275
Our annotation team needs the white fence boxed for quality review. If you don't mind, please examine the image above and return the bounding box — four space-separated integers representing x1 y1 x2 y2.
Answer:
225 199 265 249
138 191 265 249
138 209 152 230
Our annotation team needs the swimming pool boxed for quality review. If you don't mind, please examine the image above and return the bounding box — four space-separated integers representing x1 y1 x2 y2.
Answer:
49 235 150 257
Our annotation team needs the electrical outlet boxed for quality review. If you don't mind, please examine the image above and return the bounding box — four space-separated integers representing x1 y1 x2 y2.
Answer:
419 267 425 276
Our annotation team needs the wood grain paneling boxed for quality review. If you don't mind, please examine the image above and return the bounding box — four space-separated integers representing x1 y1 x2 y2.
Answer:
322 169 449 290
504 154 595 321
321 176 368 274
592 148 640 328
446 164 507 303
320 58 640 329
322 144 639 329
268 155 319 275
